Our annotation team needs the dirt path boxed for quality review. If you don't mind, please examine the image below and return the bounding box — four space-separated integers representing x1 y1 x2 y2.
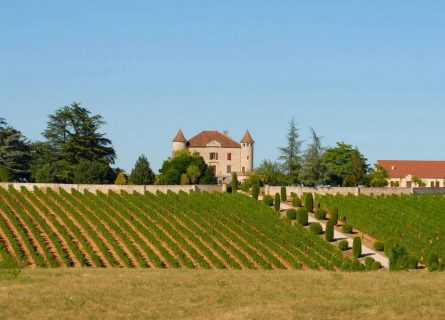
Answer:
280 202 390 268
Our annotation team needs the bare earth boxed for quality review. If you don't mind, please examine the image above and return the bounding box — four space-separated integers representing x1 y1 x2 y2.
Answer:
0 269 444 320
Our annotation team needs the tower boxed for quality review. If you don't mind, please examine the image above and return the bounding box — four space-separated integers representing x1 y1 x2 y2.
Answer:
240 130 254 174
173 129 187 153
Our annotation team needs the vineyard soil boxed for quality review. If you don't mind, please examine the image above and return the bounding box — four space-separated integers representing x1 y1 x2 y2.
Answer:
0 269 444 319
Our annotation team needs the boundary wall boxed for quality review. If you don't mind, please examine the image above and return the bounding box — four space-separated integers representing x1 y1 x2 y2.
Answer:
0 183 223 194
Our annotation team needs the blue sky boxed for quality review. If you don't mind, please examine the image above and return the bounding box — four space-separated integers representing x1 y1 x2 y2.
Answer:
1 1 445 172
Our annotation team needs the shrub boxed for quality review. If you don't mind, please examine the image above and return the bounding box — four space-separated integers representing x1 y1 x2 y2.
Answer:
226 184 233 194
314 193 321 209
274 193 281 212
428 254 439 271
352 237 362 259
292 196 301 207
114 172 127 185
373 241 384 252
0 255 22 280
297 208 309 226
338 240 349 251
371 261 382 271
286 209 297 220
329 207 339 225
240 182 250 193
365 257 375 270
407 255 418 269
304 193 314 212
325 219 335 242
290 192 296 198
389 244 410 271
263 195 274 206
384 238 399 257
231 172 239 193
342 224 353 234
252 183 260 200
309 223 323 235
314 209 326 220
180 174 190 185
281 186 287 202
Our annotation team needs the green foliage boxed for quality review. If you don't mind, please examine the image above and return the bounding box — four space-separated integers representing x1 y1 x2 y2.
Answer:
407 255 419 270
32 103 116 184
373 241 384 252
412 176 426 188
0 255 22 280
352 237 362 259
338 240 349 251
263 195 274 206
364 257 375 270
255 160 285 185
389 244 410 271
371 261 382 271
369 164 389 187
278 118 303 185
240 182 251 193
280 186 287 202
342 224 353 234
115 172 127 185
159 150 215 185
384 238 399 257
329 207 339 225
303 193 314 212
325 219 335 242
309 223 323 235
297 208 308 226
314 209 326 220
286 209 297 220
274 193 281 212
300 128 326 187
322 142 369 187
180 174 190 185
252 183 260 200
314 193 321 209
232 173 239 193
0 118 33 182
129 155 155 185
186 165 201 185
292 195 301 207
427 254 440 271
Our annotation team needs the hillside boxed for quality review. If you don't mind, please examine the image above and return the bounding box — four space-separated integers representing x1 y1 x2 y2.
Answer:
320 193 445 263
0 187 357 271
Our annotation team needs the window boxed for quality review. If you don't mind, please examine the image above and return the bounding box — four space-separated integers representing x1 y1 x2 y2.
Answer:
247 156 249 160
227 165 232 174
406 181 412 188
431 181 435 188
227 153 232 161
436 181 441 188
242 166 245 174
210 152 218 160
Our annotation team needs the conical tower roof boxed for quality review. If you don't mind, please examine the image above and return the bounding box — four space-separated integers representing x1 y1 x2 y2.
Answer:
173 129 187 143
240 130 254 144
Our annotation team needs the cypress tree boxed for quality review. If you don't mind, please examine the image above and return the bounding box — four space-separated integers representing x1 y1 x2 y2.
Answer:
232 172 239 193
353 237 362 259
304 193 314 212
297 208 309 226
330 207 339 226
252 183 260 200
281 186 287 202
274 193 281 212
325 219 334 242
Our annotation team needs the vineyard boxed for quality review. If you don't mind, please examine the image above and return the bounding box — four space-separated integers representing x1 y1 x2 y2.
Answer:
0 186 360 271
320 193 445 262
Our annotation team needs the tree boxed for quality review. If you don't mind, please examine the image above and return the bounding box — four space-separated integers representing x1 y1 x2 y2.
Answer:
252 183 260 200
278 118 303 185
280 186 287 202
0 118 33 181
231 172 239 193
129 155 155 185
322 142 369 186
412 176 426 188
159 149 216 185
274 193 281 212
325 219 335 242
32 103 116 183
255 160 285 185
115 172 127 185
352 237 362 259
180 174 190 185
369 164 389 187
186 165 200 184
300 128 326 187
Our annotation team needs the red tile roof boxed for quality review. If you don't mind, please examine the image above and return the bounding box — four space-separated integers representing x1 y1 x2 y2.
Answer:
377 160 445 179
188 131 241 148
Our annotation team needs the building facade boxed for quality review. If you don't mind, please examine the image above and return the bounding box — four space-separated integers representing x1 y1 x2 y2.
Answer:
377 160 445 188
173 130 254 182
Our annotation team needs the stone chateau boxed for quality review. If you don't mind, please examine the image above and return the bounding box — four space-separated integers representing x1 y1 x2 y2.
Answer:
173 129 254 182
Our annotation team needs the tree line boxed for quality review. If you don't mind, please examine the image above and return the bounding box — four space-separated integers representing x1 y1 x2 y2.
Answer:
254 118 388 187
0 102 217 185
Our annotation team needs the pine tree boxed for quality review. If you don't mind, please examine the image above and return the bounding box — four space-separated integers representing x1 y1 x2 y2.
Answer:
129 155 155 185
278 118 303 185
300 128 325 187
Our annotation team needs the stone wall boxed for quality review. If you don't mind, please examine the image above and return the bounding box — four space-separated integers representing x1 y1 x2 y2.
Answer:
0 183 220 194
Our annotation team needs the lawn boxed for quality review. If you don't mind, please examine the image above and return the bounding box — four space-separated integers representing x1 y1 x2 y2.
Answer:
0 269 444 319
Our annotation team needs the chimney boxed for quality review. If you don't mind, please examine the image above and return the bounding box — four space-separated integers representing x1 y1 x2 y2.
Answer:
223 131 230 137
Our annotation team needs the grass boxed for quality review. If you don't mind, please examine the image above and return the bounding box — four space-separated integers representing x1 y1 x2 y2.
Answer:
0 269 444 319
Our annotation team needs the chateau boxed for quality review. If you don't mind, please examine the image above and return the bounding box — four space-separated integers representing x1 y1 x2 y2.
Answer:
173 129 254 182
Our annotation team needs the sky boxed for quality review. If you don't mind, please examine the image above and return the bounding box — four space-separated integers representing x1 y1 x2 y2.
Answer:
1 1 445 173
